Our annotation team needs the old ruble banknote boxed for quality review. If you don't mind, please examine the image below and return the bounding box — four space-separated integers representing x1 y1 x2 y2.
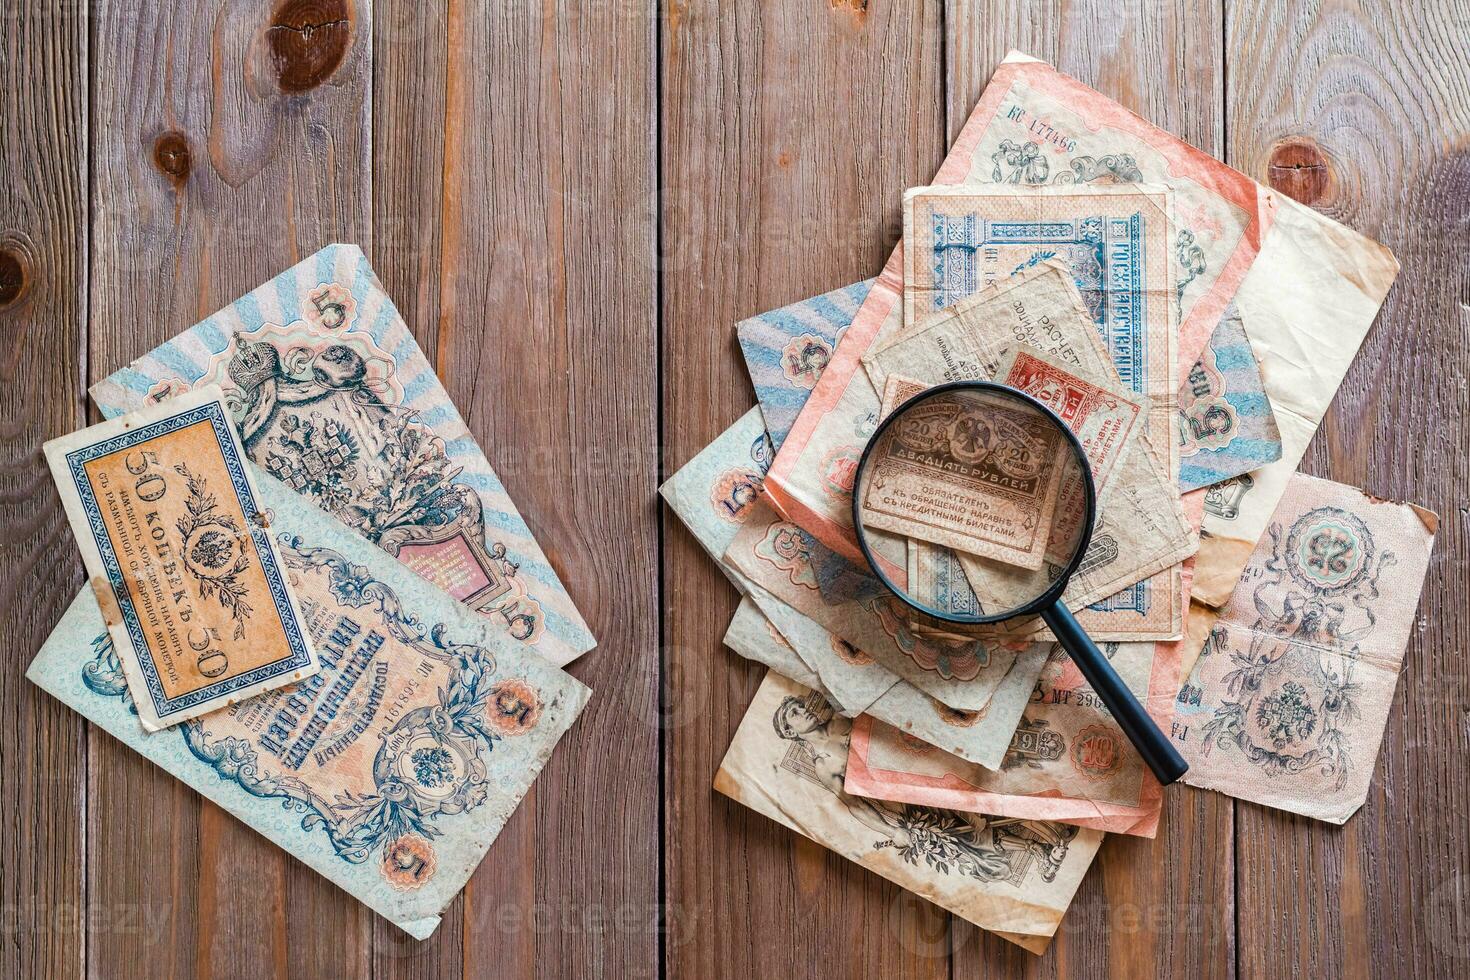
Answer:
30 467 589 937
44 386 319 730
660 407 1049 767
1174 473 1435 822
715 671 1104 953
865 262 1192 638
89 244 595 666
945 53 1397 606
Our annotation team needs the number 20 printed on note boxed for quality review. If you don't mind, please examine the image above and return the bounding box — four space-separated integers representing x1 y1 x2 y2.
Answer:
45 385 318 731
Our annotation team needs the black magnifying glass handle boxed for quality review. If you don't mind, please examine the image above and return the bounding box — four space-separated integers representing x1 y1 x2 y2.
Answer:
1040 601 1188 785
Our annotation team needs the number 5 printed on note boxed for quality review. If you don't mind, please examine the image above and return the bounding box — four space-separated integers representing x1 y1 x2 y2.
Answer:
45 385 318 731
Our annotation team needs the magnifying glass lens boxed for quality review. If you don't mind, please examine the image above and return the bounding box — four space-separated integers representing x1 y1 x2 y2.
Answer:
853 385 1094 624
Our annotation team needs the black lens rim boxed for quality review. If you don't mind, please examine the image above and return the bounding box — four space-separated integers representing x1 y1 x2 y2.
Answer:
850 379 1098 626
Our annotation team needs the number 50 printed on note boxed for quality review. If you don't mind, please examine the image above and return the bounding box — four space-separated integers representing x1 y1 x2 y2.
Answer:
45 385 318 731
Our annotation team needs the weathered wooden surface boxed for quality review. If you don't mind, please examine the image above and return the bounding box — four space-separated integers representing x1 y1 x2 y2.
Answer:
661 0 947 975
0 3 87 978
2 0 1467 976
1227 1 1470 977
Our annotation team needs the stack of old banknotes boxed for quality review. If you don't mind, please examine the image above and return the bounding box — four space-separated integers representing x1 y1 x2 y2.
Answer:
661 52 1438 953
32 244 597 939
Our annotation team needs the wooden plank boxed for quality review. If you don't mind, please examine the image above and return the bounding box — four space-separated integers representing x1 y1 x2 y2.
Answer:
1225 1 1470 976
0 4 88 977
943 7 1236 976
366 4 468 975
371 2 448 364
426 1 661 977
660 2 949 977
87 1 373 975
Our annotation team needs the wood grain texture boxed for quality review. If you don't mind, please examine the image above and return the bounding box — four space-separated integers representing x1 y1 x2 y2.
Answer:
6 2 1469 975
371 1 447 365
427 1 660 977
0 3 87 977
659 1 949 977
87 1 373 976
1225 1 1470 976
942 8 1236 976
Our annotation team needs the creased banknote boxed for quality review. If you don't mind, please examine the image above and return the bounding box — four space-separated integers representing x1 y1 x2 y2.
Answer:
723 499 1036 713
659 407 902 716
848 522 1204 837
30 467 590 939
1173 473 1435 823
763 48 1274 571
722 597 826 693
864 262 1191 638
715 671 1104 953
845 639 1175 839
1192 198 1398 605
725 598 1052 769
44 386 319 730
737 280 873 452
1177 303 1281 491
89 244 594 666
661 407 1048 766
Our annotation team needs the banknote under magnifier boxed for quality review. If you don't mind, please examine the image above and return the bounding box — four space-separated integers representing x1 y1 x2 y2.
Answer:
850 381 1188 785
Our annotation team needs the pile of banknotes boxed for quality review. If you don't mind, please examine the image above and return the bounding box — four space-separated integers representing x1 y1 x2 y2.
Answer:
31 244 597 939
662 51 1437 953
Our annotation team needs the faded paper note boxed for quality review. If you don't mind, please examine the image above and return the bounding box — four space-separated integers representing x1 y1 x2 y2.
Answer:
763 48 1274 568
846 640 1174 838
1173 473 1435 823
30 469 590 939
959 52 1267 372
730 599 1052 769
659 403 1048 761
1177 303 1281 492
89 244 595 666
715 671 1104 951
737 280 873 452
953 55 1397 609
658 408 902 716
723 498 1035 713
901 184 1179 483
44 386 319 730
1192 198 1398 606
723 597 827 694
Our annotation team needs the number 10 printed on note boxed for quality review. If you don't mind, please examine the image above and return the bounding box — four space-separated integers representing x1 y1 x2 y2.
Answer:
45 385 319 731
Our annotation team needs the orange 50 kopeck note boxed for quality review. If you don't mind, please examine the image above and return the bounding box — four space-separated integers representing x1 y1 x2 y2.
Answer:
44 384 319 731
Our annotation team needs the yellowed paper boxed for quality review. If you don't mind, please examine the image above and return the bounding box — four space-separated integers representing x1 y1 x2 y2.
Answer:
863 263 1192 638
715 671 1104 950
44 385 319 730
1192 197 1399 606
1174 473 1435 822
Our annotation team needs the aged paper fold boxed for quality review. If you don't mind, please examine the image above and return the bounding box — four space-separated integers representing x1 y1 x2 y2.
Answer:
715 671 1104 951
1174 473 1434 822
659 406 1049 765
30 468 590 938
89 244 596 666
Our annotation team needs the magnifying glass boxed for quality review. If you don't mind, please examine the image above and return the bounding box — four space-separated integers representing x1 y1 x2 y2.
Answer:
851 380 1188 785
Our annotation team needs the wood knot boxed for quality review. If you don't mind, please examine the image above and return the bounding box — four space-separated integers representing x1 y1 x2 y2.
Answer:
0 248 25 307
153 131 192 185
268 0 350 92
1267 139 1334 206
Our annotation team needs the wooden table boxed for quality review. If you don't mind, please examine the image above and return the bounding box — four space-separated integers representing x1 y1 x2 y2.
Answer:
3 2 1467 977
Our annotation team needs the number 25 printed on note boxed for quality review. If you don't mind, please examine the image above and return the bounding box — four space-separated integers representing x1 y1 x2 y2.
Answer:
45 385 318 731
